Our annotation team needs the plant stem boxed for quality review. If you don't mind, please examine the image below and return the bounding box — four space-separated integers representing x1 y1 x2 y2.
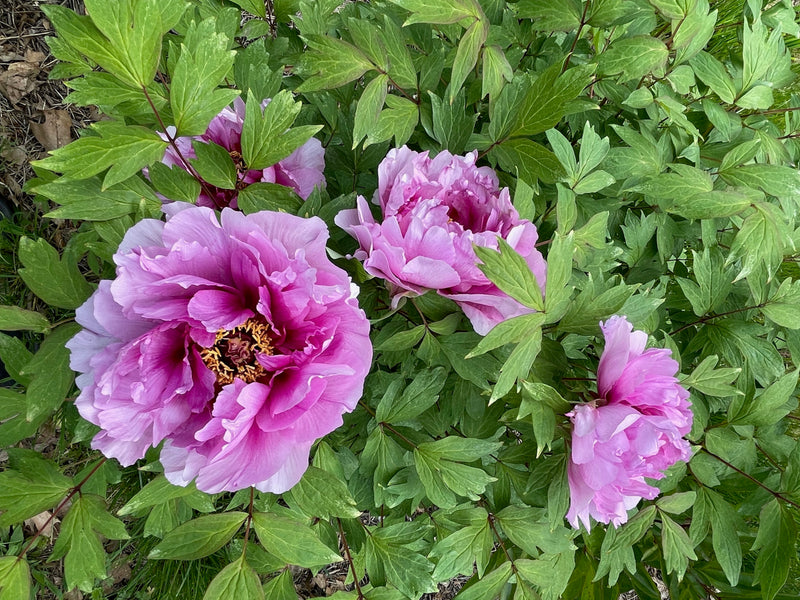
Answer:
16 457 108 563
701 448 800 510
141 86 217 200
337 518 365 599
563 1 591 72
487 513 517 573
242 487 255 558
671 304 764 335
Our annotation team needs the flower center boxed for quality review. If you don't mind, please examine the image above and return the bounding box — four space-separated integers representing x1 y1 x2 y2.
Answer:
199 317 273 385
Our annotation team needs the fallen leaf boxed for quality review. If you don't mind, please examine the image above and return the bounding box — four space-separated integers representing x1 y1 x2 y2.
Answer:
31 109 73 150
0 61 40 104
0 145 27 165
24 511 57 538
24 49 47 65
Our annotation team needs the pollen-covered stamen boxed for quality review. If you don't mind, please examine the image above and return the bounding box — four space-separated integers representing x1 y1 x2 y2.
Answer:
199 317 273 385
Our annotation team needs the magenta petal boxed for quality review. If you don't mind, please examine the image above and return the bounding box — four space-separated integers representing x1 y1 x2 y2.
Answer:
188 289 253 331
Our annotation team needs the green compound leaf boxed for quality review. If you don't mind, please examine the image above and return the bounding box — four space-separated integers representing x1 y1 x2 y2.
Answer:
251 512 341 567
33 121 168 189
148 512 247 560
752 499 796 600
262 569 296 600
762 279 800 329
660 513 697 581
353 74 389 149
18 237 94 310
599 36 669 80
49 495 129 593
365 522 436 598
452 561 513 600
203 555 264 600
296 35 374 92
390 0 479 25
286 466 361 519
474 239 544 311
170 18 239 137
491 137 564 185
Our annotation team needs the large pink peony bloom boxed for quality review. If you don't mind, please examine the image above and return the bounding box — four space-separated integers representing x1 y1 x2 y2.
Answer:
67 204 371 494
566 315 692 530
161 98 325 210
334 146 547 335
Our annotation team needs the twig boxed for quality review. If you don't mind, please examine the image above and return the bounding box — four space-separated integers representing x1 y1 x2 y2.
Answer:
337 518 365 599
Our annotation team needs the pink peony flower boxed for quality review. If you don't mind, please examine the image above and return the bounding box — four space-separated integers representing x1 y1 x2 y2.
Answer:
161 98 325 210
67 204 371 494
334 146 547 335
566 315 692 530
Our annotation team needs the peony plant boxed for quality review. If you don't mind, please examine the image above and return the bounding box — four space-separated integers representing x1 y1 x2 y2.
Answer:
1 0 799 599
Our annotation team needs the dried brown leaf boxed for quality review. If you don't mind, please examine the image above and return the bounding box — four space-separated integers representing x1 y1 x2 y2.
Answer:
31 109 72 150
0 61 40 104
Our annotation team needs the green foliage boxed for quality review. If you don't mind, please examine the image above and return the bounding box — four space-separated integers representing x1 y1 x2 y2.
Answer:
6 0 800 598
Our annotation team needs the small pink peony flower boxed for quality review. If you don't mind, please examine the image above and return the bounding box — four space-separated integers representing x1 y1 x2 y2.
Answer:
161 98 325 210
67 204 371 494
566 315 692 530
334 146 547 335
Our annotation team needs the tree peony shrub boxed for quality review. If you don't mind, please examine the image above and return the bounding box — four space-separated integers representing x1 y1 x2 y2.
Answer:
161 97 325 210
566 316 693 530
66 204 371 493
335 146 547 335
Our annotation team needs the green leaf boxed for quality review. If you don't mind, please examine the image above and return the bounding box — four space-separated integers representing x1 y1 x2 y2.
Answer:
148 162 201 204
0 556 31 600
228 0 267 18
682 355 741 397
23 323 81 422
467 312 544 357
492 323 542 402
287 466 361 519
495 506 576 556
429 515 492 580
366 95 419 148
149 513 247 560
720 164 800 199
707 490 742 587
353 74 389 148
297 35 374 92
752 499 796 600
251 512 341 567
83 0 170 86
517 0 582 30
390 0 479 25
507 65 593 138
544 232 574 321
0 333 33 386
418 437 502 462
203 555 264 600
49 495 129 592
33 121 168 188
118 476 198 516
414 447 496 508
595 506 657 585
660 513 697 581
237 183 304 215
377 367 448 423
380 15 416 89
690 51 736 104
242 91 322 169
170 18 239 136
191 141 237 190
37 176 159 220
430 90 474 155
451 561 513 600
730 370 798 427
262 569 296 600
598 36 668 80
727 202 790 282
492 137 564 185
365 523 436 597
474 238 544 310
482 45 513 100
0 306 50 333
449 20 487 103
0 390 37 446
762 279 800 329
516 552 576 600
